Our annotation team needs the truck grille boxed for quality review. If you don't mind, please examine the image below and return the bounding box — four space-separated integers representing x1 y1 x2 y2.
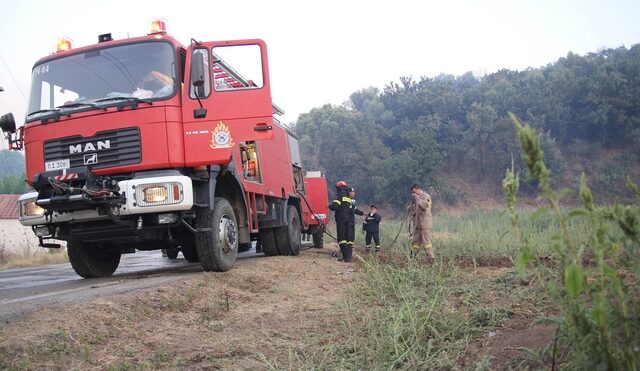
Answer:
44 128 141 170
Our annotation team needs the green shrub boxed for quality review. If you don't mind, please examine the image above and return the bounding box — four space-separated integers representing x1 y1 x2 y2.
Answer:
505 113 640 370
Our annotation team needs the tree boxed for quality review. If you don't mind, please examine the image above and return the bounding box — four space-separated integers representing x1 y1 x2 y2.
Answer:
0 174 31 194
0 150 26 176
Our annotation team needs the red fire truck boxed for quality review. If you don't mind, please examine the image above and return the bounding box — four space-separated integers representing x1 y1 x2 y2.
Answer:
301 171 329 249
0 21 328 278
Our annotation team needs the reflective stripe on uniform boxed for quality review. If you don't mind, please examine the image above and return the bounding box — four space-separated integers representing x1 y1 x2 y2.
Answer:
338 240 347 244
341 196 352 203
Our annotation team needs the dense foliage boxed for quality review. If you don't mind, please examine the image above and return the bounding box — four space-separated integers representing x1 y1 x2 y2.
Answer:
0 150 30 194
295 45 640 208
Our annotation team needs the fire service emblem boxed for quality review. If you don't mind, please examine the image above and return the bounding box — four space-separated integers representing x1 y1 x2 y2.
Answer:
210 121 234 148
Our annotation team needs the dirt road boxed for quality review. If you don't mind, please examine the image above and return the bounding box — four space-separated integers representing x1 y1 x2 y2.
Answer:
0 245 353 369
0 248 268 323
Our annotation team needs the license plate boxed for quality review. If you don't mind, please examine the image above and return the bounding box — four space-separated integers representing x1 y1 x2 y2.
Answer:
45 159 70 171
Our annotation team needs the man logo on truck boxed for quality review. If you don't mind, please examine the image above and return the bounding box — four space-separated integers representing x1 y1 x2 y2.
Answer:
69 140 111 154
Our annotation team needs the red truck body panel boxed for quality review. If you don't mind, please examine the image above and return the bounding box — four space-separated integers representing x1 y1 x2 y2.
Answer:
301 175 330 228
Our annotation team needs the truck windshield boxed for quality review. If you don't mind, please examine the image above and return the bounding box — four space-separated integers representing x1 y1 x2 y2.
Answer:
27 41 176 119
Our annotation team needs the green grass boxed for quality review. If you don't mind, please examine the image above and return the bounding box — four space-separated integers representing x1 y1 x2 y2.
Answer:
349 209 597 262
284 199 637 370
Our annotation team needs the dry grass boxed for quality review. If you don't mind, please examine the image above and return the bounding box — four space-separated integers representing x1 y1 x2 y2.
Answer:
0 247 351 370
0 249 68 270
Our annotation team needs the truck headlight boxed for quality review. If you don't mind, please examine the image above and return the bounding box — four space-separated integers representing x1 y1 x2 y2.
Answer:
22 200 45 217
144 186 168 203
136 182 183 206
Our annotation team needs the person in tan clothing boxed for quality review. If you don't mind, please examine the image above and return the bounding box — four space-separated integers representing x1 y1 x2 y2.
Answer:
407 183 434 260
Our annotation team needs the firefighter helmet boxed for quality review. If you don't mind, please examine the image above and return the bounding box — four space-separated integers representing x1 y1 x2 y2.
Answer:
336 180 347 187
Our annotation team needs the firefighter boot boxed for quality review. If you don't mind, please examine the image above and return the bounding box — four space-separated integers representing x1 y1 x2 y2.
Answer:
343 245 353 263
337 244 348 261
364 246 371 255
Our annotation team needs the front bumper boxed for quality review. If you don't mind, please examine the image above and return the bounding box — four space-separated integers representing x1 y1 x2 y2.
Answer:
18 175 194 226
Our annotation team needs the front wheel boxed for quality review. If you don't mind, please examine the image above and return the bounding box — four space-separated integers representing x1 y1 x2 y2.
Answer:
67 241 121 278
195 197 238 272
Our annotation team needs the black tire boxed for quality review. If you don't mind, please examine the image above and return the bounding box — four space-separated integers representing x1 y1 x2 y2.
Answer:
259 228 279 256
195 197 238 272
312 231 324 249
166 248 179 260
67 240 121 278
181 244 200 262
274 205 301 256
238 242 252 252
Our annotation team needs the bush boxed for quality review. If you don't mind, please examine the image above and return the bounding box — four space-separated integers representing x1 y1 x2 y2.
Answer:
437 186 464 206
506 114 640 370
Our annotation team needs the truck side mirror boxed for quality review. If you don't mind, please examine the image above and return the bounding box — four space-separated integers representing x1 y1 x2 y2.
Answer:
0 112 16 134
190 53 206 98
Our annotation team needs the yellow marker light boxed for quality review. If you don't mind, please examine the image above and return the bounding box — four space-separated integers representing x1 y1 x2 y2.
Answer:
150 18 167 34
143 186 168 203
23 201 45 217
56 37 73 53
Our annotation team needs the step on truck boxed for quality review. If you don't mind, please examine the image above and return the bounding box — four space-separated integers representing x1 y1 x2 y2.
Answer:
0 20 325 278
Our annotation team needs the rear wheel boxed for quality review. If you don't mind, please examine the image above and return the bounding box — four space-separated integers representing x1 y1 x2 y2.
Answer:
181 244 199 262
274 205 301 256
195 197 238 271
259 228 279 256
165 248 179 259
312 230 324 249
238 242 252 252
67 241 121 278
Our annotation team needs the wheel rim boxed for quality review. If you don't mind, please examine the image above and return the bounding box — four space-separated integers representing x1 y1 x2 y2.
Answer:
218 214 237 254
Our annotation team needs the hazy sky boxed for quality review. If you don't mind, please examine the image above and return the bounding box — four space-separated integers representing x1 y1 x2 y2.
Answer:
0 0 638 151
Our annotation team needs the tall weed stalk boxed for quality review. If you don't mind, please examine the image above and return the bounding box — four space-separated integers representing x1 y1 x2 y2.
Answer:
505 113 640 370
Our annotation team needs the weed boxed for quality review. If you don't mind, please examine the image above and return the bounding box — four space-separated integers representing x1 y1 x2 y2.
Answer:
505 114 640 369
152 343 175 366
46 329 70 361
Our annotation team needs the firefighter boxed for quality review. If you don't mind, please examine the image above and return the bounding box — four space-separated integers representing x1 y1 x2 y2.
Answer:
407 183 434 261
329 181 363 262
363 205 382 254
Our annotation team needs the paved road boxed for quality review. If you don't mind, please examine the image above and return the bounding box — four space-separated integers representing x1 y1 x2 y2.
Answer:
0 248 264 323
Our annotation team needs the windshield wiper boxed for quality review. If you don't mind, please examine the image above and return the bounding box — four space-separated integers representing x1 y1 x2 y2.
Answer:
27 108 69 123
56 102 107 111
28 108 61 116
95 96 153 104
94 96 153 111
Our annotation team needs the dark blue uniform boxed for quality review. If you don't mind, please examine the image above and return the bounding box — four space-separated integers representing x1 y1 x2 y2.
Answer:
363 211 382 252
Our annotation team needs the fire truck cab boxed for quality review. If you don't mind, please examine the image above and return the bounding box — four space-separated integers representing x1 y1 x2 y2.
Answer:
0 24 319 278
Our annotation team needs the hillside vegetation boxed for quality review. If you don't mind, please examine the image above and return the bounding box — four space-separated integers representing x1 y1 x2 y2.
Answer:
0 150 29 194
296 45 640 209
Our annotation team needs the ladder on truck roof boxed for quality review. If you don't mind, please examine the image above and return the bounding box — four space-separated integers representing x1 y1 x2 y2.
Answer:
212 52 284 117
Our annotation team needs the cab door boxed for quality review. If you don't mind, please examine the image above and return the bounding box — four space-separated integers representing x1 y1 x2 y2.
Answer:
182 39 275 166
